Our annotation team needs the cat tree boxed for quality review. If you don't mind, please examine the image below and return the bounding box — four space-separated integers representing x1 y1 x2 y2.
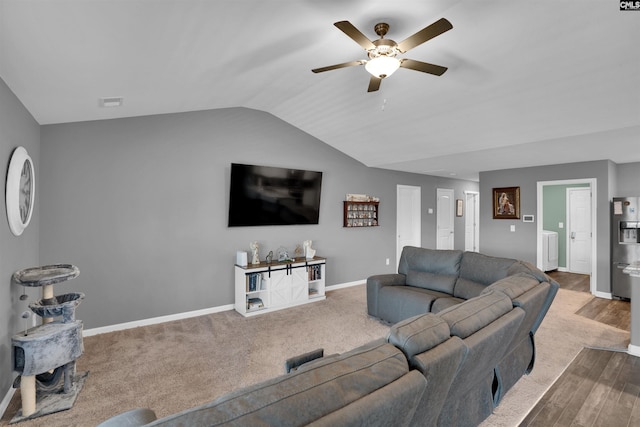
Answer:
10 264 87 423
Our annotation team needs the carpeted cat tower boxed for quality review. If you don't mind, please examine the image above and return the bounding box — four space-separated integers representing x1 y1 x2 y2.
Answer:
10 264 88 424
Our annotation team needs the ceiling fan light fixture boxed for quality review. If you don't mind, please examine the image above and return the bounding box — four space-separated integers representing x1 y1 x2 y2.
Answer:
365 56 400 79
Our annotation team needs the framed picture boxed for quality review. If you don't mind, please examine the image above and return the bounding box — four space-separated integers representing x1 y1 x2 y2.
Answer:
493 187 520 219
456 199 463 217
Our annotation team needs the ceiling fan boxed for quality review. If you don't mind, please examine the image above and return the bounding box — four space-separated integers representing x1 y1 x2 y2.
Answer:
312 18 452 92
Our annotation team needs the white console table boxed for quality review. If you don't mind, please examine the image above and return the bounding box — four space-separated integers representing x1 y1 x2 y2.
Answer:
235 257 326 317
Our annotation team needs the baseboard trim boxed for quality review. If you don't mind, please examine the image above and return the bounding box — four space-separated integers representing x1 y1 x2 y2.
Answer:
326 280 365 291
593 290 612 299
1 387 16 420
83 304 234 337
628 344 640 357
83 280 364 337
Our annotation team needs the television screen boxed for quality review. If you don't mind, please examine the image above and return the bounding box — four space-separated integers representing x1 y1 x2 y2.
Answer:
228 163 322 227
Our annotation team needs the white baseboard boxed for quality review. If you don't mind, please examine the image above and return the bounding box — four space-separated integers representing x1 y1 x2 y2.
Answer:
326 280 365 291
628 344 640 357
83 304 234 337
1 387 16 420
84 280 364 337
593 290 612 299
3 280 364 418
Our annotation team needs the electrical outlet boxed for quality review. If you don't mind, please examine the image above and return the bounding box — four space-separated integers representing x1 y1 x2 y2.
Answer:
510 225 516 232
386 258 390 265
559 222 564 228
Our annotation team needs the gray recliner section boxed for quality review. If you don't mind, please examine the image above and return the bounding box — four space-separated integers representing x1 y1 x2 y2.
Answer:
368 246 559 424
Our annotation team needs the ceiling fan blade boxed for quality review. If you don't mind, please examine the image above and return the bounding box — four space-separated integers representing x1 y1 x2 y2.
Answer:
334 21 376 50
396 18 453 53
400 59 448 76
367 76 382 92
312 60 364 73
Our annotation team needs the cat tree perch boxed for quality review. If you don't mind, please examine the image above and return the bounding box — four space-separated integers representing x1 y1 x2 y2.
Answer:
10 264 87 423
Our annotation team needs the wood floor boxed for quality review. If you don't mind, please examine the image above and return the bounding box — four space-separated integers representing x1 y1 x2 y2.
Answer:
519 271 636 426
548 271 631 332
520 348 640 426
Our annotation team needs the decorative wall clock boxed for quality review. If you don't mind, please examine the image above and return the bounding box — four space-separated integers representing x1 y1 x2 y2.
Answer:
6 146 35 236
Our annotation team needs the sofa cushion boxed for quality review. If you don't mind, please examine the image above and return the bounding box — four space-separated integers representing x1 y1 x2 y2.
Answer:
453 252 517 299
148 341 409 426
431 296 464 313
481 273 541 300
406 270 458 293
378 286 449 324
507 260 554 284
387 313 451 359
398 247 462 277
459 251 517 284
438 291 513 339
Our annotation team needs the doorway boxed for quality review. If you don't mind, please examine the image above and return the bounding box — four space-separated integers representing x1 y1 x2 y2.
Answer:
465 191 480 252
397 185 421 267
537 179 597 294
437 188 454 250
567 187 592 274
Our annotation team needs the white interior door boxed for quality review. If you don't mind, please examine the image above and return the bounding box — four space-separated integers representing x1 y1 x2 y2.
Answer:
567 187 592 274
465 191 479 252
437 188 455 250
397 185 421 266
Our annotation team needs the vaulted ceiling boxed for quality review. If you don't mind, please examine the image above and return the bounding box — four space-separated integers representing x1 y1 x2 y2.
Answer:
1 0 638 181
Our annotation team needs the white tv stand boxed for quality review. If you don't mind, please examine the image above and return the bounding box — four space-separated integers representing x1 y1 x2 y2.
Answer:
234 257 326 317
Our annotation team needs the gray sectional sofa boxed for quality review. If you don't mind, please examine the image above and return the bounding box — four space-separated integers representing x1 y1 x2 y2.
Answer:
98 247 558 427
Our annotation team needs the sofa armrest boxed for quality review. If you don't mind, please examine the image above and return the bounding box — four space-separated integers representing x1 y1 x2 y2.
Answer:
284 348 324 373
97 408 157 427
367 274 407 317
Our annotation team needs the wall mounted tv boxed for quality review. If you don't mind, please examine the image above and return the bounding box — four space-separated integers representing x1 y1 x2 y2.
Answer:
228 163 323 227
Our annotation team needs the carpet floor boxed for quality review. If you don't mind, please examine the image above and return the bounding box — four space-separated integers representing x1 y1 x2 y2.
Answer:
1 285 630 427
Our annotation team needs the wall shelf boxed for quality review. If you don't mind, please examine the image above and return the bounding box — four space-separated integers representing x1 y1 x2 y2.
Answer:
343 201 379 227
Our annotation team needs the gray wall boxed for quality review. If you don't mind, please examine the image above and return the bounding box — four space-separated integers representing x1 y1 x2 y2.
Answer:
616 162 640 197
480 160 615 294
0 79 40 405
39 108 478 329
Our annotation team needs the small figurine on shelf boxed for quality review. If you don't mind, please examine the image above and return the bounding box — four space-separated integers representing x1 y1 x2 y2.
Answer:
303 240 316 259
250 241 260 265
294 245 303 259
277 247 292 262
265 251 273 264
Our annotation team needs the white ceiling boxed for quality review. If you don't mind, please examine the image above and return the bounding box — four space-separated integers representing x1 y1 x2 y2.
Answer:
1 0 638 181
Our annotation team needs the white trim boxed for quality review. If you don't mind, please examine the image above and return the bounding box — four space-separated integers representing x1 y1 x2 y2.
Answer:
464 191 480 252
83 280 366 337
593 291 612 300
1 387 16 420
83 304 234 337
326 280 365 291
537 178 597 295
628 344 640 357
397 185 421 269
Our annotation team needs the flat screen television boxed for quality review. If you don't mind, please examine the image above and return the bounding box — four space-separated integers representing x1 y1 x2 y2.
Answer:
228 163 323 227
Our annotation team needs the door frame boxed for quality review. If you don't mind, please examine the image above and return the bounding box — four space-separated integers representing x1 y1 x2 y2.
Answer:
464 191 480 252
566 187 592 274
436 188 455 250
396 185 421 268
536 178 597 295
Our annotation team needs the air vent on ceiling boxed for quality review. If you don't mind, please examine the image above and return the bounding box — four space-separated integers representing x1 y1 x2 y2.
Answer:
99 97 124 108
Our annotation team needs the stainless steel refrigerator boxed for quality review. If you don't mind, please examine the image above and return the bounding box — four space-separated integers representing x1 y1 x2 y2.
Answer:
611 197 640 300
